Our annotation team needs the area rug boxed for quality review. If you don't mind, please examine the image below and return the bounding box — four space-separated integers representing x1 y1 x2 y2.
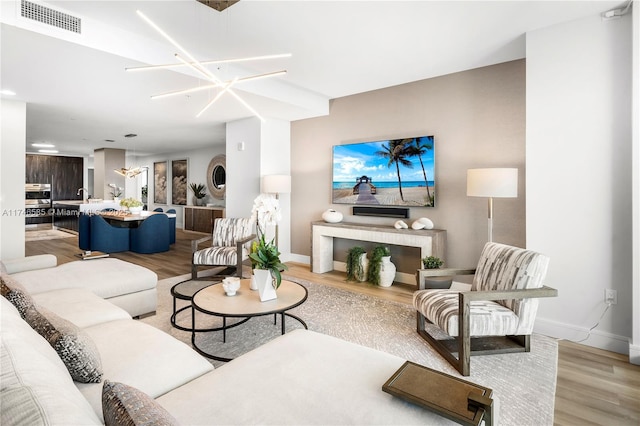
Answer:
25 229 75 242
142 274 558 426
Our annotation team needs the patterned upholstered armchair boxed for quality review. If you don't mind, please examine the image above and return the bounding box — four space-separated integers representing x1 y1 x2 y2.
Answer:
191 217 255 280
413 242 557 376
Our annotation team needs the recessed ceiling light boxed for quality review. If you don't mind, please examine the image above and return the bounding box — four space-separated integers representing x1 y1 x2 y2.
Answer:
104 139 115 143
32 143 55 148
38 149 58 153
0 89 16 96
124 133 137 138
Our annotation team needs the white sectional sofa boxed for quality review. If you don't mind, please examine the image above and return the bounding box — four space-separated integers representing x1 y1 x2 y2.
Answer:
1 255 456 425
6 255 158 317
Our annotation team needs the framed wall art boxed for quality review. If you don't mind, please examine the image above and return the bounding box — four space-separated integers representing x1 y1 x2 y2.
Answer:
171 159 188 205
153 161 167 204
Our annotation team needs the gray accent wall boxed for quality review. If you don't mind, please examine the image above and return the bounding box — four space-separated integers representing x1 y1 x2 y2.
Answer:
291 60 526 271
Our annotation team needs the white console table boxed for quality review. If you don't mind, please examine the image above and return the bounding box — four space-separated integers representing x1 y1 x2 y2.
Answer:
311 221 446 274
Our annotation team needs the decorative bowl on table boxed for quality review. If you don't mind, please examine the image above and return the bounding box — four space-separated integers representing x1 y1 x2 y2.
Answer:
129 206 143 214
222 277 241 296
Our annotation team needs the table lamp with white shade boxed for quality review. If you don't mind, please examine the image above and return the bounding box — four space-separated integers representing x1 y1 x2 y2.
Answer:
467 168 518 242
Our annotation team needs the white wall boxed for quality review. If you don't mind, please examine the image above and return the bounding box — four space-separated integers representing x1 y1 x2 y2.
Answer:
631 2 640 365
226 117 292 258
226 118 262 218
260 119 291 258
0 100 27 259
527 13 633 353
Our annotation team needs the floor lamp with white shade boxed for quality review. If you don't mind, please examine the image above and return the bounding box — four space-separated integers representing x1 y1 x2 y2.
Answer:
467 168 518 243
261 175 291 246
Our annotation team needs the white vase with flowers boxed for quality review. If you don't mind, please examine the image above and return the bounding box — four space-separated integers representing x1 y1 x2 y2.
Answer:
250 194 288 302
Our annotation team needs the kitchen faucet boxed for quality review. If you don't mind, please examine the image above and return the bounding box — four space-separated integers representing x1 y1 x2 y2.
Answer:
77 188 88 200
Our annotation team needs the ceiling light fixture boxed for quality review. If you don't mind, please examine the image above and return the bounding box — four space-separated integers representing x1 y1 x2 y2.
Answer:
114 133 145 178
32 143 55 148
125 53 291 73
114 166 145 179
150 70 287 100
38 149 58 153
130 10 290 122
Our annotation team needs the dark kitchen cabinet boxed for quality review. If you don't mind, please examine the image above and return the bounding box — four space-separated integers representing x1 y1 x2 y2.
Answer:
26 154 83 201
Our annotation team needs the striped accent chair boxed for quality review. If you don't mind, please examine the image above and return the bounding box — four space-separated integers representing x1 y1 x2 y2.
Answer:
413 242 557 376
191 218 255 280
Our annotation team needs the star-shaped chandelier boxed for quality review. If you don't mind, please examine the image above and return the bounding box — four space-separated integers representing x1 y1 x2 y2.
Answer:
127 10 290 122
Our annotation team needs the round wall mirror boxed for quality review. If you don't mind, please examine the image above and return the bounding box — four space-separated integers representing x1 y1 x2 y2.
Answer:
207 155 226 200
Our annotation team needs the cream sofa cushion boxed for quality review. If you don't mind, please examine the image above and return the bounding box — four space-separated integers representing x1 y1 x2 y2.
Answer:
0 298 102 425
157 329 453 425
33 288 131 328
11 258 157 299
77 319 214 419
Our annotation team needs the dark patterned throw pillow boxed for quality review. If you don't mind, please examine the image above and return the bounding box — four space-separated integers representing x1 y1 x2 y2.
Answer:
24 305 103 383
102 380 180 426
0 275 34 318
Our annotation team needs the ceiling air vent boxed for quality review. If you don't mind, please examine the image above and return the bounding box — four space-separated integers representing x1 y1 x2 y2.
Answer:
21 0 81 34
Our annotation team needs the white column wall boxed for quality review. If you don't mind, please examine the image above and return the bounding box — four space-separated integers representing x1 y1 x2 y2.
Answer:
226 118 262 218
0 100 27 259
631 2 640 365
226 117 292 258
260 119 291 259
527 13 633 353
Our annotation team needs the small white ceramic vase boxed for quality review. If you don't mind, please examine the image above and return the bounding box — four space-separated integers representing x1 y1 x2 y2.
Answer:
250 273 258 291
378 256 396 287
129 206 143 214
322 209 343 223
254 269 277 302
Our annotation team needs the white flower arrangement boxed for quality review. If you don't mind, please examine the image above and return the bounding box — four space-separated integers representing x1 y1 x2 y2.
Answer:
251 193 281 236
107 183 123 198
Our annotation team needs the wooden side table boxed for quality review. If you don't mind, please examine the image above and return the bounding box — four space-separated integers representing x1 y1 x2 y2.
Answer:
383 361 494 426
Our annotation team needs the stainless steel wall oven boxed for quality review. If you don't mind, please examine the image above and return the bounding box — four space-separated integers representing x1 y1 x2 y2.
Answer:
25 183 52 226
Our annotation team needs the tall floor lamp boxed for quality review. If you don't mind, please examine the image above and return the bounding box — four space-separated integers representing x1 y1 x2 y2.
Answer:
467 168 518 242
261 174 291 246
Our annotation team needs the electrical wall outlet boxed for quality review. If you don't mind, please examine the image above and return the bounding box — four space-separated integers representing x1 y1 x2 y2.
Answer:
605 289 618 305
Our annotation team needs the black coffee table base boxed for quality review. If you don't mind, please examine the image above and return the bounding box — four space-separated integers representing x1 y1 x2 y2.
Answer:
190 309 308 362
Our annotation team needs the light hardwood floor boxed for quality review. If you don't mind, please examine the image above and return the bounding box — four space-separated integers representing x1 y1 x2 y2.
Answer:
24 228 640 426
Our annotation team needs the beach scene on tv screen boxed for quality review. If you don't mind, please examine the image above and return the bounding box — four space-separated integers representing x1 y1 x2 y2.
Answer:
332 136 435 207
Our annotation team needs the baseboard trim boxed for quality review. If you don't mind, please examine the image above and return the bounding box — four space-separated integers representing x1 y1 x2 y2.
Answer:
629 343 640 365
534 317 630 355
287 253 310 264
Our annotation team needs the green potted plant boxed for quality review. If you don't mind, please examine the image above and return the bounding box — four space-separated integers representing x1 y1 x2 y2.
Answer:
420 256 451 289
346 246 367 282
250 234 289 301
368 245 392 286
422 256 443 269
189 183 207 206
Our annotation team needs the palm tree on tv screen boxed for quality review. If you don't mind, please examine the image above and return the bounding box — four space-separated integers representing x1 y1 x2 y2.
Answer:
408 136 434 206
376 139 413 201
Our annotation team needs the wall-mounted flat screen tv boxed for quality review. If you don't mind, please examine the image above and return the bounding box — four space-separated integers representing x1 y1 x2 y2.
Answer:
332 136 435 207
